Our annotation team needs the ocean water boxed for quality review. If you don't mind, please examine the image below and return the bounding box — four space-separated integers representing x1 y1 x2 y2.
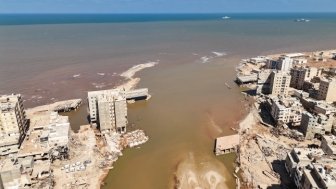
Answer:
1 13 336 188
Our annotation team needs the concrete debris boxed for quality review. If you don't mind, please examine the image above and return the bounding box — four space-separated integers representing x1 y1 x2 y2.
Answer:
123 130 149 148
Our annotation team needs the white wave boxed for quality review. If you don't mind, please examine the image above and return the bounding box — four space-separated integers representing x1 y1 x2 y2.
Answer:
200 56 213 64
120 60 159 79
92 82 106 89
192 53 199 56
201 56 210 63
73 74 80 78
212 51 227 57
97 73 105 76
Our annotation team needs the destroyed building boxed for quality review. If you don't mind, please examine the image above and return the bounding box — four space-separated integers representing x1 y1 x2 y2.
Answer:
0 94 28 156
270 97 303 126
17 112 70 161
290 66 321 90
88 88 149 134
88 89 128 134
321 135 336 156
300 111 334 140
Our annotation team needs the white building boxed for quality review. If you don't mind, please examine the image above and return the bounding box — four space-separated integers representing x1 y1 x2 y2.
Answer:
277 56 293 72
48 112 70 147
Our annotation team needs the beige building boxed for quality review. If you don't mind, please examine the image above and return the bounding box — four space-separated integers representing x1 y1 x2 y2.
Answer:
88 89 127 134
270 71 291 97
0 94 28 155
97 94 127 134
317 78 336 102
290 66 320 90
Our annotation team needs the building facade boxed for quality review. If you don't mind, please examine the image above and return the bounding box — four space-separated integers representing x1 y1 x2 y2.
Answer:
0 94 28 155
270 71 291 97
270 97 303 126
276 56 293 72
300 111 334 140
317 79 336 102
88 89 127 134
290 67 320 90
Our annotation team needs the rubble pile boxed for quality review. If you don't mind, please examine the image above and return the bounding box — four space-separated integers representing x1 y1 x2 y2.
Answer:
123 130 149 148
271 126 304 141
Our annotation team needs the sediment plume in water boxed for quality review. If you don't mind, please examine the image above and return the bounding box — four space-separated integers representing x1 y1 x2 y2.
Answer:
173 153 229 189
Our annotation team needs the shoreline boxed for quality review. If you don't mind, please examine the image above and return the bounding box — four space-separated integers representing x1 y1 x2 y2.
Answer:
24 62 158 189
235 48 336 188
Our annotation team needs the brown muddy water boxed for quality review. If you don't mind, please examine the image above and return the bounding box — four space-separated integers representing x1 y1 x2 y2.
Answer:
1 15 336 188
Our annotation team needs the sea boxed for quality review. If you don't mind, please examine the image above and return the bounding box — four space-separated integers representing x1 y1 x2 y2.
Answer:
1 13 336 188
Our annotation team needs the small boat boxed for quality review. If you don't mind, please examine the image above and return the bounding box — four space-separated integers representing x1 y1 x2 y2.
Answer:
222 16 231 20
295 18 310 22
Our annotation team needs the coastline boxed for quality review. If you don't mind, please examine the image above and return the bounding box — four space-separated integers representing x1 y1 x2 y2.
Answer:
236 48 336 188
24 62 158 189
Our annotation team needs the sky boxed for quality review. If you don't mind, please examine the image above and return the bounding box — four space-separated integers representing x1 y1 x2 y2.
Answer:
0 0 336 13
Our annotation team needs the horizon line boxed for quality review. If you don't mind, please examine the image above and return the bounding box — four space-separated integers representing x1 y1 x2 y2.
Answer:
1 11 336 15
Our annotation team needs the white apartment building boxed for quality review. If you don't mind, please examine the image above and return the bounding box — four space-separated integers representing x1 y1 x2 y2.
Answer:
0 94 28 155
277 56 293 72
270 71 291 97
317 78 336 102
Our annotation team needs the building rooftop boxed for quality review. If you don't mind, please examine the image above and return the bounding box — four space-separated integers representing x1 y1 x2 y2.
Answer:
18 112 70 157
283 53 307 58
215 134 239 150
312 163 336 187
292 148 324 164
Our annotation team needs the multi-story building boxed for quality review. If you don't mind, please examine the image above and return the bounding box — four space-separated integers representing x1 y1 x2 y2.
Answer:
97 93 127 133
321 135 336 156
17 112 70 160
270 71 291 97
285 148 325 188
276 56 293 72
88 89 127 134
290 66 321 90
270 97 303 126
317 78 336 102
256 69 273 95
300 111 334 140
0 94 28 155
301 163 336 189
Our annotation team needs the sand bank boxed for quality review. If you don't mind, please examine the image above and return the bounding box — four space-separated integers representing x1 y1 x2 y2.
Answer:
116 61 158 91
